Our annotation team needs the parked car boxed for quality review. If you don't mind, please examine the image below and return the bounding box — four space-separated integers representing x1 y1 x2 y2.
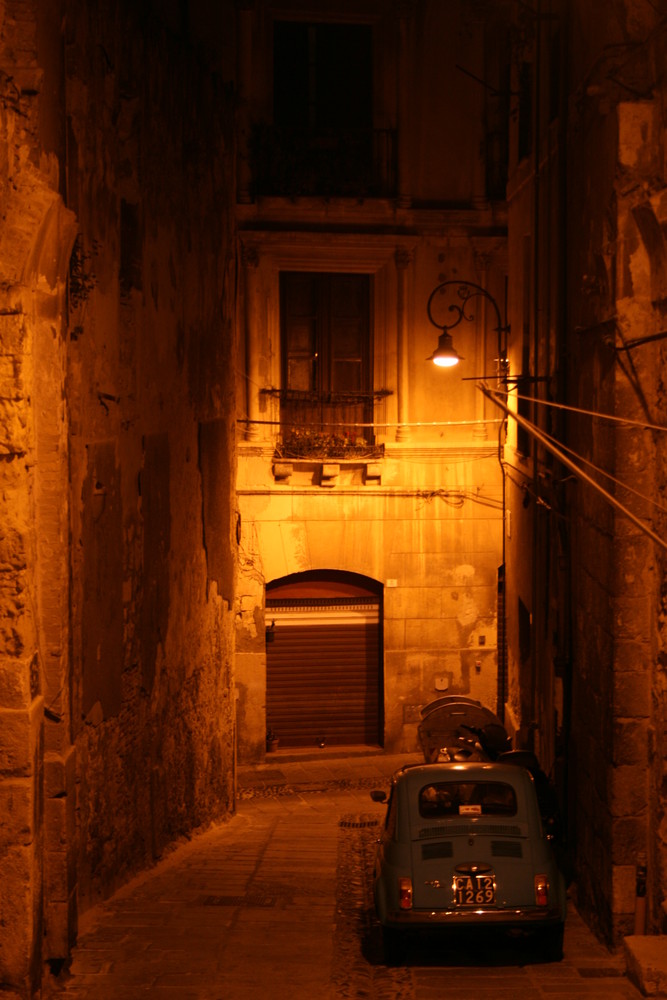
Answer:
370 760 567 963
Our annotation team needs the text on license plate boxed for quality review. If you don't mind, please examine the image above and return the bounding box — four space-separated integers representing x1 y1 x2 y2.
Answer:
454 873 496 906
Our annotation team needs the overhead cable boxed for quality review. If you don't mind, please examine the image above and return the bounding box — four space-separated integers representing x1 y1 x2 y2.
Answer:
538 423 667 517
499 388 667 434
238 417 503 430
480 383 667 552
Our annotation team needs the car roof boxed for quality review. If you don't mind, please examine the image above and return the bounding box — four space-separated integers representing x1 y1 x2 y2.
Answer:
391 760 535 787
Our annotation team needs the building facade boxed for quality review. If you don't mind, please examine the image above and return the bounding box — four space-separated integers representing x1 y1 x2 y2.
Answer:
234 0 512 763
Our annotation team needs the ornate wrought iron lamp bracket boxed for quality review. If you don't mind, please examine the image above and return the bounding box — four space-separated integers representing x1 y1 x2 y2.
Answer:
426 279 510 382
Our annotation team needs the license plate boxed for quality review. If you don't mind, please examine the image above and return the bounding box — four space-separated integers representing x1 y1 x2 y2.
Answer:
453 873 496 906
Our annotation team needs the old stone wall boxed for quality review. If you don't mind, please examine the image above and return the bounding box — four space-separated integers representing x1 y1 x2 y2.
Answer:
64 0 237 905
0 1 237 996
613 85 667 936
0 1 77 992
565 0 666 943
502 0 667 946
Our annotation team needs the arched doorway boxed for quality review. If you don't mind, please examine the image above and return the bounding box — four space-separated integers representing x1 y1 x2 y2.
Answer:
265 570 383 748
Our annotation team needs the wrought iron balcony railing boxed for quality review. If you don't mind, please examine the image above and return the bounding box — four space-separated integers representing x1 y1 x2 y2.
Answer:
261 387 391 460
249 125 397 199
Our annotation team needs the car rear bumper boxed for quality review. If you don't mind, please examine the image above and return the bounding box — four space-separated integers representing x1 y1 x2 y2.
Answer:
383 906 563 929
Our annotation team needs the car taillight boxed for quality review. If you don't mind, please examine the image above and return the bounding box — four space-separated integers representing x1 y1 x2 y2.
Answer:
535 875 549 907
399 877 413 910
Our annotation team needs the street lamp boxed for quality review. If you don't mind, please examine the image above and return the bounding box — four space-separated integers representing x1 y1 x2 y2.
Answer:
426 277 510 722
426 279 509 381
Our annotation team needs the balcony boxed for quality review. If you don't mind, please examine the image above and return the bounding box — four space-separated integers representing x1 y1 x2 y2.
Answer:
249 125 397 199
263 387 390 460
275 430 384 461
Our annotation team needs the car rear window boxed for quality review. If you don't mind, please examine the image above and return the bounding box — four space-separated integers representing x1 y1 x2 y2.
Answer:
419 781 517 818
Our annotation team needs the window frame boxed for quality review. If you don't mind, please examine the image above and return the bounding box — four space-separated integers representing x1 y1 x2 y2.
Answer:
278 270 376 453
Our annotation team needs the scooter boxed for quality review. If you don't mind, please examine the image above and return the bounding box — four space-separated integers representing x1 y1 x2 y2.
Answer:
417 696 563 849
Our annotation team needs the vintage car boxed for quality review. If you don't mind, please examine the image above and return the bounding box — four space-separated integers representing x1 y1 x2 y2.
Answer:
370 760 567 963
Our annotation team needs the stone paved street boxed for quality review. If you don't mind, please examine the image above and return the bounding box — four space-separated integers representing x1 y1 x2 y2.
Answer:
46 754 646 1000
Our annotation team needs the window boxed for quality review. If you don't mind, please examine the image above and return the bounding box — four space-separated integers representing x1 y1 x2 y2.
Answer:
548 25 561 123
250 19 395 197
279 272 375 456
419 782 518 819
518 61 533 162
274 21 372 133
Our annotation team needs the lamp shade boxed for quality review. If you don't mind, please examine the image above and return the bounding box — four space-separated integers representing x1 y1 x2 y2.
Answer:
428 332 462 367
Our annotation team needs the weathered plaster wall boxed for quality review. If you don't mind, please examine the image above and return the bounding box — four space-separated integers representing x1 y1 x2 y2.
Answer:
236 449 503 761
502 0 667 946
234 216 507 763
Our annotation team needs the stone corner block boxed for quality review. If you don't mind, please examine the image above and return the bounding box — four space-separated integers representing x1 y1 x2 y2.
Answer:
364 462 382 483
0 700 43 777
624 935 667 997
45 892 77 959
272 461 293 482
319 463 339 487
44 746 76 799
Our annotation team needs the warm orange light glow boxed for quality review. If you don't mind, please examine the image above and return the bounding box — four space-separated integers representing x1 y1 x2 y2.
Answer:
432 353 460 368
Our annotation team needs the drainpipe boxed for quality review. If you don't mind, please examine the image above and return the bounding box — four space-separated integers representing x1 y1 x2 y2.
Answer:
242 244 261 442
395 247 411 442
530 0 543 742
557 0 573 846
634 853 647 935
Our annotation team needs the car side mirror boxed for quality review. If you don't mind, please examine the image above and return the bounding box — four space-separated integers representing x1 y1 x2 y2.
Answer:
370 789 387 803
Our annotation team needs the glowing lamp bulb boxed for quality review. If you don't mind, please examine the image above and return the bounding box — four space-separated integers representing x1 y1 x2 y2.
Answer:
428 332 462 368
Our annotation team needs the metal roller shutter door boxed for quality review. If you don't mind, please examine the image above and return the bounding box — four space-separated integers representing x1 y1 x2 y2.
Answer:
266 599 381 748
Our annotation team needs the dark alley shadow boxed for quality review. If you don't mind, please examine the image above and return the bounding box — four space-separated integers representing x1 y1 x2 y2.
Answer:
362 919 559 969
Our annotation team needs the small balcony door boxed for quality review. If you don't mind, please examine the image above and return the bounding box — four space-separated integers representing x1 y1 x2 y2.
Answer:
279 271 374 456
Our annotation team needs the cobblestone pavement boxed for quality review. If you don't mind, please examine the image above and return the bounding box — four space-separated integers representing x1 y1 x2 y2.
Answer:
46 754 645 1000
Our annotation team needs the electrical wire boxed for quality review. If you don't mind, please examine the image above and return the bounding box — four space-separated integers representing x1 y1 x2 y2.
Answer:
414 488 504 511
497 386 667 516
494 385 667 516
480 383 667 552
239 417 503 430
537 422 667 517
498 387 667 434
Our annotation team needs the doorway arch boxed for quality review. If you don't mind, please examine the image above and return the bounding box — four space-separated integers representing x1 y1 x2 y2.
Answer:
265 570 383 749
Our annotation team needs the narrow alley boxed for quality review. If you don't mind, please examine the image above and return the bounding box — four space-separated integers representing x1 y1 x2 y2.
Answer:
47 754 643 1000
3 5 667 997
